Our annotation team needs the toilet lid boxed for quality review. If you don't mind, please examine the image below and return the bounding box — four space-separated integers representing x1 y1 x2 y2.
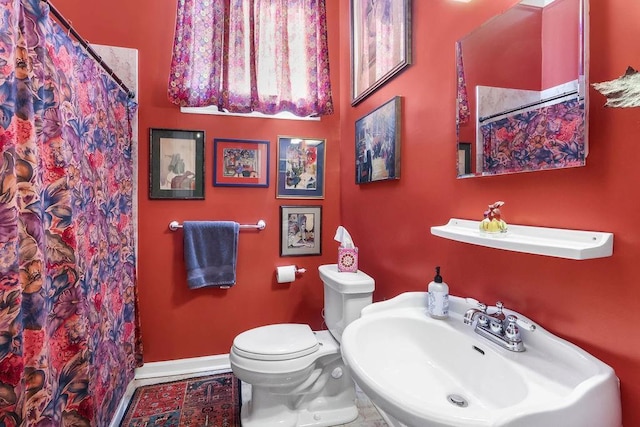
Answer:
233 324 319 361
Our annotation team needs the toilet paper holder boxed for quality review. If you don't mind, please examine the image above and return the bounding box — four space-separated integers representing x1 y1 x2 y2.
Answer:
276 265 307 283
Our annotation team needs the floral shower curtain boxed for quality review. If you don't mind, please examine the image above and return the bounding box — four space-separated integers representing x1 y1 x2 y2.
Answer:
0 1 140 425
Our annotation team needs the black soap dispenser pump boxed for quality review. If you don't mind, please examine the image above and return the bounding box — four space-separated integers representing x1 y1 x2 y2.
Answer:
427 266 449 319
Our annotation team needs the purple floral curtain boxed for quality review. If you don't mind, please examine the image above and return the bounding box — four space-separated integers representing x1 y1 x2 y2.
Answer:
168 0 334 117
0 1 140 425
480 99 585 175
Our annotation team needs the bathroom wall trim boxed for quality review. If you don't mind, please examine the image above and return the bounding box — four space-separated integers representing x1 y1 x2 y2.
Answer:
108 380 136 427
134 354 231 379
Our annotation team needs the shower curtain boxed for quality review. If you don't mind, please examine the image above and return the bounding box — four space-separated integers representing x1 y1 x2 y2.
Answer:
0 0 140 425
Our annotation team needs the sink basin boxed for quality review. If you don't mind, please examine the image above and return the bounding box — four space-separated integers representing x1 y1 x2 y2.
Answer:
341 292 621 427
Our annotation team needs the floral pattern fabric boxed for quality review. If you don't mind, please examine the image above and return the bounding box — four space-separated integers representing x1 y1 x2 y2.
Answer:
456 41 470 125
0 1 139 425
168 0 333 117
479 99 585 175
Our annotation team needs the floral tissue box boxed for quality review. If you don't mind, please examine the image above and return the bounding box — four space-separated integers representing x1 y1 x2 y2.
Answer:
338 247 359 272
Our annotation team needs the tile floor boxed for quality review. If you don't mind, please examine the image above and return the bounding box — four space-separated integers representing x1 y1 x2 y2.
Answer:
118 370 388 426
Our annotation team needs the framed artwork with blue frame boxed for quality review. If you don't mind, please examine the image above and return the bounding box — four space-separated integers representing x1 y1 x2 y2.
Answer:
276 136 326 199
213 138 270 187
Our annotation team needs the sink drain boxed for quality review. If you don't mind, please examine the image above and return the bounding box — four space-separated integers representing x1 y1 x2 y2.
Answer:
447 394 468 408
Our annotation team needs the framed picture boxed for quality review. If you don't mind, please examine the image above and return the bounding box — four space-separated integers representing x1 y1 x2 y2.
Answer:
213 138 269 187
355 96 402 184
350 0 412 105
149 128 205 199
280 205 322 257
458 142 472 176
276 136 326 199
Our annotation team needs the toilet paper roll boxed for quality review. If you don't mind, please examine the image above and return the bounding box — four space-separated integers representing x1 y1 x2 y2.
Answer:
276 265 297 283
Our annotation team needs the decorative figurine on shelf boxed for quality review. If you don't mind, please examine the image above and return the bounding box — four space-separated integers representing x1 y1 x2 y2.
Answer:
480 201 508 233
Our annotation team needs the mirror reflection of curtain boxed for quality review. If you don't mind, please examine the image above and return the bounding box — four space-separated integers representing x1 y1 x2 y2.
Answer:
456 41 470 125
480 98 585 175
0 0 140 425
167 0 333 117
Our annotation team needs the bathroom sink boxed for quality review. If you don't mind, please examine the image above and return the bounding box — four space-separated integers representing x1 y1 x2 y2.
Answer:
341 292 621 427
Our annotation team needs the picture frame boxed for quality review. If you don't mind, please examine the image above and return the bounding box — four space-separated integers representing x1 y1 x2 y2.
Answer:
355 96 402 184
280 205 322 257
350 0 412 105
458 142 472 176
213 138 269 187
149 128 205 199
276 136 326 199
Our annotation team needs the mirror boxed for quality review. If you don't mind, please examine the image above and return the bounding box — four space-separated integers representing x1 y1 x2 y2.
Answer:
456 0 588 177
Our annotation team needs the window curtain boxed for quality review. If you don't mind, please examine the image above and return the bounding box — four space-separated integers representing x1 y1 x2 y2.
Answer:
0 0 140 425
168 0 334 117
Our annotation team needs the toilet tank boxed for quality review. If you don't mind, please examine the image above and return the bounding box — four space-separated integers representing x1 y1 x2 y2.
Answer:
318 264 375 343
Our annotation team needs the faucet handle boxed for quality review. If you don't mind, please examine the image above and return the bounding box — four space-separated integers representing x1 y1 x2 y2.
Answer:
505 315 522 342
495 301 504 313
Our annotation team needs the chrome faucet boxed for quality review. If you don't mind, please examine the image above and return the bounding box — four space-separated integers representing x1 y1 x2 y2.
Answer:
464 301 527 352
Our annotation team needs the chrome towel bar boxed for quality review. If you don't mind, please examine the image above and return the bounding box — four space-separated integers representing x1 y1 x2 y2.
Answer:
169 220 266 231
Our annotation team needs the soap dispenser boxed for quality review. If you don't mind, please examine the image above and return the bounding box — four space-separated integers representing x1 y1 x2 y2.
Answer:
428 266 449 319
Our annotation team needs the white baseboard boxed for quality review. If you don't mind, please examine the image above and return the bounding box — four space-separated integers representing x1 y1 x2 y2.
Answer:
109 379 137 427
134 353 231 379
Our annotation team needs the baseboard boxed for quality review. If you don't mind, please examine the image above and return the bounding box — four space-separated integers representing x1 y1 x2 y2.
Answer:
109 379 137 427
134 353 231 379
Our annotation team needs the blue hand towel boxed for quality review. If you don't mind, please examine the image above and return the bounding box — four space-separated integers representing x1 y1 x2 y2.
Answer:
183 221 240 289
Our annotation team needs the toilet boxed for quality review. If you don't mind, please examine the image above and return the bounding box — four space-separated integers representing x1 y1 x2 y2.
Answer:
229 264 375 427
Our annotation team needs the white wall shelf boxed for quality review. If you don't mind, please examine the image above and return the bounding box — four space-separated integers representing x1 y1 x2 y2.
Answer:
431 219 613 260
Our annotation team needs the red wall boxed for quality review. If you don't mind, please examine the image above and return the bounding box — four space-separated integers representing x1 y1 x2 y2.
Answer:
542 0 580 88
339 1 640 425
461 3 542 93
52 0 640 424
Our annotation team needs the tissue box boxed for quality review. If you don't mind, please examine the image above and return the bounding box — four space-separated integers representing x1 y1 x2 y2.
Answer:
338 247 359 272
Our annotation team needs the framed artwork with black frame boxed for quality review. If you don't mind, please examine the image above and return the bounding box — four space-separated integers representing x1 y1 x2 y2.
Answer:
355 96 402 184
350 0 412 105
149 128 205 199
276 136 326 199
280 205 322 257
213 138 270 187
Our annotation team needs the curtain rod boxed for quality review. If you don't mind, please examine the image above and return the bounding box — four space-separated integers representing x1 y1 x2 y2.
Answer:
479 90 580 124
40 0 135 99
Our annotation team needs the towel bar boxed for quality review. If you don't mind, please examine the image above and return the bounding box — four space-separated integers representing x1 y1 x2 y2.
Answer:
169 220 266 231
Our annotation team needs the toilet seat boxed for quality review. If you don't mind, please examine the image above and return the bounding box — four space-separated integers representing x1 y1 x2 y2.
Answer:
232 323 319 361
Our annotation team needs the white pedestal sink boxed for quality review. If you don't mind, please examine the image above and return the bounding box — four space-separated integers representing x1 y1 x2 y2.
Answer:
341 292 621 427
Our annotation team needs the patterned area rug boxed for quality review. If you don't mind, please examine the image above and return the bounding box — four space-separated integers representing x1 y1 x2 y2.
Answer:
120 373 241 426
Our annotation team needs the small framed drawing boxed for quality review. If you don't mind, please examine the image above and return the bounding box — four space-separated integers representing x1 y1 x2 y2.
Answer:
355 96 401 184
149 128 205 199
350 0 412 105
213 138 269 187
276 136 325 199
280 205 322 257
458 142 472 176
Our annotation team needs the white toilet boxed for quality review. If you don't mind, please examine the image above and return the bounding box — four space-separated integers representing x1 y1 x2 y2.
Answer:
229 264 375 427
